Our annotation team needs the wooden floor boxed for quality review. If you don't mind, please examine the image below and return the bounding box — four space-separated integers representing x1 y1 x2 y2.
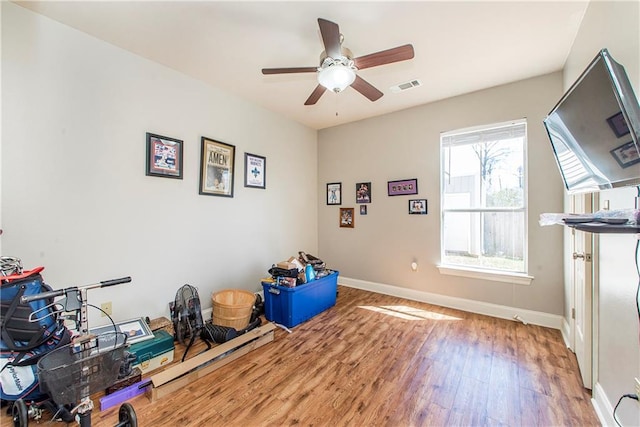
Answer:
6 285 600 426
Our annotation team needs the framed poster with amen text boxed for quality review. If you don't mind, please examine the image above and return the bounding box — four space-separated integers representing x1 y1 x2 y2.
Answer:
199 137 235 197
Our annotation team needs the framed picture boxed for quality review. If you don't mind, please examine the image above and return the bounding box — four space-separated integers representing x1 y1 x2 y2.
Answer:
610 141 640 168
360 205 367 215
199 137 235 197
244 153 266 189
356 182 371 204
340 208 354 228
146 132 183 179
89 317 154 345
388 178 418 196
327 182 342 205
409 199 428 215
607 111 630 138
277 277 296 288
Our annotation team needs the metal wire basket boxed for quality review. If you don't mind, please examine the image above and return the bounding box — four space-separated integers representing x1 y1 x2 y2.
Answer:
37 332 128 405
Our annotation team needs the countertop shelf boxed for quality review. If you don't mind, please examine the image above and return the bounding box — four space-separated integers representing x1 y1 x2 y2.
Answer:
566 222 640 234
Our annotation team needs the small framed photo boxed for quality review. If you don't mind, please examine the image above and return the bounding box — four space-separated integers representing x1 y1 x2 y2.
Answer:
89 317 153 345
340 208 354 228
607 111 630 138
610 140 640 168
199 137 235 197
360 205 367 215
244 153 266 189
327 182 342 205
146 132 183 179
356 182 371 204
277 277 296 288
388 178 418 196
409 199 428 215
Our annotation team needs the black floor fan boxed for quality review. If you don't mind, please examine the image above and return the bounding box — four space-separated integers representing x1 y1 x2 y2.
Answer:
171 284 211 362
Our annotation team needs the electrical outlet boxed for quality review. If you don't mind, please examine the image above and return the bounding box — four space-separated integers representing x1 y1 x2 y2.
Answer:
635 377 640 398
101 301 112 317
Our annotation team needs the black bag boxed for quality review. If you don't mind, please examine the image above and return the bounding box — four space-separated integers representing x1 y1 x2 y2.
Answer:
1 269 63 352
268 266 298 278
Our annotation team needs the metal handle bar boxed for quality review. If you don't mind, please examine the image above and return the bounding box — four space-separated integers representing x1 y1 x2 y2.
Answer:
20 276 131 304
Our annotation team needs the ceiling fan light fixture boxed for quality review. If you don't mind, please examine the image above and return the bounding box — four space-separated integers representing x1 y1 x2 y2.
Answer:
262 19 415 105
318 62 356 93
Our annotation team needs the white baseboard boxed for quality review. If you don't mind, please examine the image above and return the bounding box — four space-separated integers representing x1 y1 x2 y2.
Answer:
561 317 572 349
338 276 563 330
592 382 613 426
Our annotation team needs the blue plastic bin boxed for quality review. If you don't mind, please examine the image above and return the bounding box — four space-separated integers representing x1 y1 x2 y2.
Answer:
262 270 338 328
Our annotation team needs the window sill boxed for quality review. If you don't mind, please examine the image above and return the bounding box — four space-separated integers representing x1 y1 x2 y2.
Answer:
437 265 533 285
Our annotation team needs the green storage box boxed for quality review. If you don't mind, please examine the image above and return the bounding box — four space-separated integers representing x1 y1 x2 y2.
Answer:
128 329 175 374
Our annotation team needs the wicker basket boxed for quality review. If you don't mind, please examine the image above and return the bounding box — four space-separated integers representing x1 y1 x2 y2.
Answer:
211 289 255 330
149 316 174 337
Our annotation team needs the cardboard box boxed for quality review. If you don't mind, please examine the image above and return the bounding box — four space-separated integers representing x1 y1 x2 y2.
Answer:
262 270 338 328
287 257 305 271
277 261 297 270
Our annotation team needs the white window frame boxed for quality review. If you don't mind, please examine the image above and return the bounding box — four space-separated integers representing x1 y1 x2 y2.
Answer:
438 119 533 285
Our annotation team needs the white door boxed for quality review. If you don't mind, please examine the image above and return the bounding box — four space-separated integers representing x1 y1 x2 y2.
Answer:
571 194 593 389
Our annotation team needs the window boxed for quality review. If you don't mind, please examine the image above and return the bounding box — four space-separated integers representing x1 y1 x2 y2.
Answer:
440 120 528 278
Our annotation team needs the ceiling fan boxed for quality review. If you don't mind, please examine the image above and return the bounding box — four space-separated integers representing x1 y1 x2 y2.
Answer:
261 18 415 106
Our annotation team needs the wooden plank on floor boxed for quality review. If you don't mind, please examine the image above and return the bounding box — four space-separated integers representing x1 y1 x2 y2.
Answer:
149 331 274 401
148 323 276 393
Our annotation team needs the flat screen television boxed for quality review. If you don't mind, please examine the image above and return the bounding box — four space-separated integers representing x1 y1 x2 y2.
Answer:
543 48 640 194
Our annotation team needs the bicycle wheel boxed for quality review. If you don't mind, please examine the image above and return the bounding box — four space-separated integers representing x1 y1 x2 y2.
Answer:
117 403 137 427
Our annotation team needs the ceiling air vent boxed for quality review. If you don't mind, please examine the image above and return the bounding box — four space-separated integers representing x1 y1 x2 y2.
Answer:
390 79 422 93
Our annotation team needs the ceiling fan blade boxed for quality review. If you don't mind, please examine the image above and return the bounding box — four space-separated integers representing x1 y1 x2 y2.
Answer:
304 84 327 106
353 44 415 70
351 76 384 102
318 18 341 59
262 66 318 75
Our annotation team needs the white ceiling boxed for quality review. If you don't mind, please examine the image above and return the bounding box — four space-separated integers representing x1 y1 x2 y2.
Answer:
16 1 589 130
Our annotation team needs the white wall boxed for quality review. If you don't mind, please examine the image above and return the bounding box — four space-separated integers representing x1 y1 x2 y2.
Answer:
1 3 318 326
564 2 640 425
317 72 566 316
